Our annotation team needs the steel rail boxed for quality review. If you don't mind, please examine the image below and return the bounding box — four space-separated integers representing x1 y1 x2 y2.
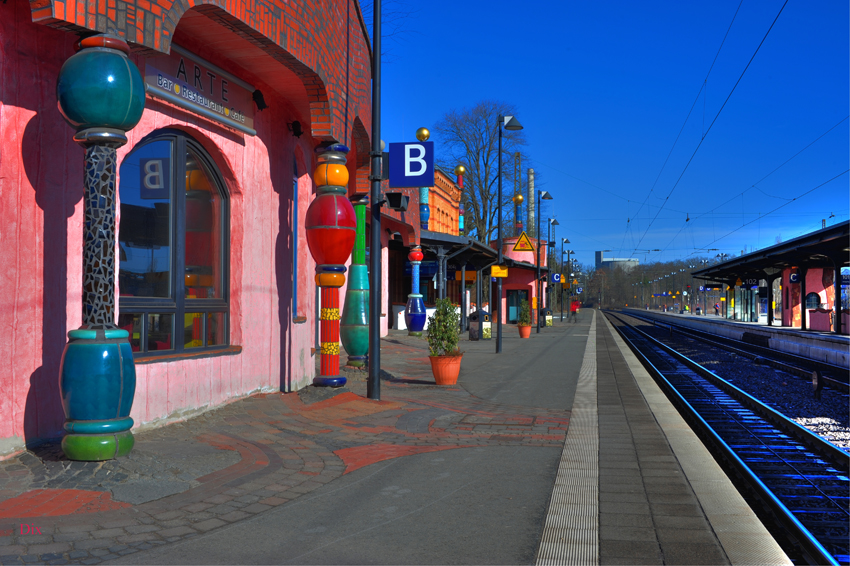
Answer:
606 311 847 566
624 310 849 392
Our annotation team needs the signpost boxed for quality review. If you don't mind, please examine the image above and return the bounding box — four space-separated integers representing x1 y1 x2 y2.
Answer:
388 141 435 188
552 273 561 283
491 265 508 278
513 231 535 252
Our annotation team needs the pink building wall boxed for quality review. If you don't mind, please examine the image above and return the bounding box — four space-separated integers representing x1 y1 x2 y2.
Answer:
780 267 835 329
0 0 374 457
491 237 548 324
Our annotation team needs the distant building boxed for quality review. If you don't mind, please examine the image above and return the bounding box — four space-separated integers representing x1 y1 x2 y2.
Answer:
596 251 639 272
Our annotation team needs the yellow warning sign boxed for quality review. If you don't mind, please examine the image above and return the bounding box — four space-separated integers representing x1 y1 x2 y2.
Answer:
513 231 535 252
735 278 743 287
573 279 579 285
491 265 508 278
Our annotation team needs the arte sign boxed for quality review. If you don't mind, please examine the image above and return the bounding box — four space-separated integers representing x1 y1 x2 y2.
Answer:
388 142 435 187
145 45 256 135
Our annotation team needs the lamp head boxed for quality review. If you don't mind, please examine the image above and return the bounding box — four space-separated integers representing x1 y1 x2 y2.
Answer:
415 127 430 142
550 218 560 226
540 190 553 200
503 115 523 131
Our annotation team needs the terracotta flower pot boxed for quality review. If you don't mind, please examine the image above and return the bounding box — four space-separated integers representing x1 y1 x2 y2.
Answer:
518 325 532 338
429 353 463 385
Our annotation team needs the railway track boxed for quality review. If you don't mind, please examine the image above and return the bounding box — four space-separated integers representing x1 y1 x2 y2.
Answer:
605 310 850 566
622 310 849 393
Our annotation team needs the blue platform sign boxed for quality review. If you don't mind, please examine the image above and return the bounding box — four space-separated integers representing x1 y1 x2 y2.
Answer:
577 287 583 294
552 273 561 283
388 141 435 188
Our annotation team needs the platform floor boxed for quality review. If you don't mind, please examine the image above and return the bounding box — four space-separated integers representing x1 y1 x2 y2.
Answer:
536 312 790 565
0 310 793 565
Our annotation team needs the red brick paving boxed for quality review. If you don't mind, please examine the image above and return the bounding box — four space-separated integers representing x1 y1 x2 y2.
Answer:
0 334 570 563
0 489 130 519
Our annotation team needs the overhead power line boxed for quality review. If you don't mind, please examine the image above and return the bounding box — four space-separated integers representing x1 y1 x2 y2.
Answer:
696 169 849 248
629 0 744 231
631 0 790 254
654 115 850 255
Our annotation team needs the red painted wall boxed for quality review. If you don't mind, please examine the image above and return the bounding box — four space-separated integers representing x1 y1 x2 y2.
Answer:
0 0 373 457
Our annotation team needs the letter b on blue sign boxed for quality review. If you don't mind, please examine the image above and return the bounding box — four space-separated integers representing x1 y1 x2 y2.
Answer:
388 142 434 188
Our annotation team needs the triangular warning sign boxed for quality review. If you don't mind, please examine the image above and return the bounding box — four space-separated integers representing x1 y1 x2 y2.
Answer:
513 231 535 252
573 279 579 285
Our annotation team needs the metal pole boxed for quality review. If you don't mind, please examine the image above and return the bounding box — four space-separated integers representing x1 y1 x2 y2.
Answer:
367 0 382 400
496 118 503 353
536 190 541 333
461 265 466 330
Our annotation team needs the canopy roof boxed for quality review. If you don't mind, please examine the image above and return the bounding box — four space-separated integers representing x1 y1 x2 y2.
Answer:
692 221 849 284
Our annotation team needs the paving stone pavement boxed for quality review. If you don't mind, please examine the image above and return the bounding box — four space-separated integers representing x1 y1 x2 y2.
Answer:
0 331 570 565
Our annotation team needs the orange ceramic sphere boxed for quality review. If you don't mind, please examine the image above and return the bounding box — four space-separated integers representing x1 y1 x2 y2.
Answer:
314 163 349 187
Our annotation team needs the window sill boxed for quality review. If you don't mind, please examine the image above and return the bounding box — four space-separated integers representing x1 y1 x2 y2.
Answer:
134 345 242 364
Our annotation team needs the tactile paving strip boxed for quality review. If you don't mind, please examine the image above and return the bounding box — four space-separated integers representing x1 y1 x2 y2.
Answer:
536 312 599 566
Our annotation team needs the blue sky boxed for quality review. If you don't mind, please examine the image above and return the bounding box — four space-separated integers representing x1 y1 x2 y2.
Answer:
375 0 849 269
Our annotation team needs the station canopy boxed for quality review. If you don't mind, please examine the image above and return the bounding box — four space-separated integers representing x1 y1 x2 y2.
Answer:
692 221 849 285
420 230 548 274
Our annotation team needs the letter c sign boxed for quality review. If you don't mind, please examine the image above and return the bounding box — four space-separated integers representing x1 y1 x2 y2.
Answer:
388 141 434 188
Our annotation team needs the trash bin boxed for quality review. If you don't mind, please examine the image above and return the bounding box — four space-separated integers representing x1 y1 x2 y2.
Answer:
695 307 701 315
468 310 491 341
539 308 553 328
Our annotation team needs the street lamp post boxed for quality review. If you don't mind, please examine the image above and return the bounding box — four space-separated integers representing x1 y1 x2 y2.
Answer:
368 1 383 400
536 190 553 333
496 115 524 353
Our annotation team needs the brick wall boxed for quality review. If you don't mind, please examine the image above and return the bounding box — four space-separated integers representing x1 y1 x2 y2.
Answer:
29 0 372 143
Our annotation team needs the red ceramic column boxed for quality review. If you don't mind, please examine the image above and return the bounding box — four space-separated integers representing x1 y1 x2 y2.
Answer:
306 144 356 387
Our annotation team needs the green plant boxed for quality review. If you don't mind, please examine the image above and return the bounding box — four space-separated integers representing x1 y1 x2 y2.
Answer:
518 298 532 326
426 298 461 356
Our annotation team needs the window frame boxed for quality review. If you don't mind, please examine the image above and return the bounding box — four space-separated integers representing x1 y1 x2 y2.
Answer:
118 129 231 358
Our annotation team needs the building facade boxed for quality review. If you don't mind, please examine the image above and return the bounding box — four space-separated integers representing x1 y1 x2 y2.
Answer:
1 0 374 457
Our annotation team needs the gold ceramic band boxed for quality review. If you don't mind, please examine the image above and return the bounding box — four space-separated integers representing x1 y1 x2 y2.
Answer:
321 342 340 355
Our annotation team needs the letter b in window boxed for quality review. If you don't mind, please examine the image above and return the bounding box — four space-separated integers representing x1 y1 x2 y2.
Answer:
140 158 171 199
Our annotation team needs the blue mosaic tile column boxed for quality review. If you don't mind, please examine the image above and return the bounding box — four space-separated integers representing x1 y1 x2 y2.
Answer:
56 35 145 461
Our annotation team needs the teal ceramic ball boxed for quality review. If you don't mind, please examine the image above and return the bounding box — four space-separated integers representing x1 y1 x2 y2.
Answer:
57 49 145 131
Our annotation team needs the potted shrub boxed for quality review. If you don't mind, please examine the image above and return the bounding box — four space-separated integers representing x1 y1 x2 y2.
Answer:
426 298 463 385
517 298 532 338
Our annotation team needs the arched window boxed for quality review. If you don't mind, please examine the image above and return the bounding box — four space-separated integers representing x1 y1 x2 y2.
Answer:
117 131 229 355
805 292 821 310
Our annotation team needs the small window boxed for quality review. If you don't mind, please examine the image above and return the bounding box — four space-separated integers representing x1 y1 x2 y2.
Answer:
804 293 821 310
118 131 229 356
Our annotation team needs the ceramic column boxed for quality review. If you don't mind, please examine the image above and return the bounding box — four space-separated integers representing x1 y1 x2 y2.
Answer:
340 195 369 367
306 145 356 387
417 128 431 230
56 35 145 461
405 247 426 336
454 165 466 236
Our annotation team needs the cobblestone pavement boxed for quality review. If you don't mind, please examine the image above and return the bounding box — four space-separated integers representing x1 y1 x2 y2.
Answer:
0 331 570 565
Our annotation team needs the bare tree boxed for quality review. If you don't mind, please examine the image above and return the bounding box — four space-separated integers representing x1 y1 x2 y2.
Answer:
434 100 530 244
357 0 420 61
